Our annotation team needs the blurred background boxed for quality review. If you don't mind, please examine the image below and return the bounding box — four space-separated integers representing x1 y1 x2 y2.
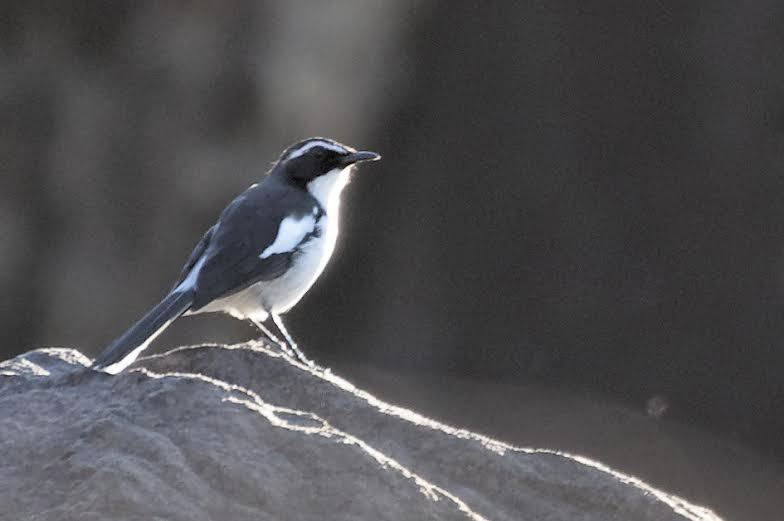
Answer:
1 1 783 519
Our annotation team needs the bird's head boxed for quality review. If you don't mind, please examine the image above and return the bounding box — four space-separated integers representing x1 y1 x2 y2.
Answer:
277 137 380 187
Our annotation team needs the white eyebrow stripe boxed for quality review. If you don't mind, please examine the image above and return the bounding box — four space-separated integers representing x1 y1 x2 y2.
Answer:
286 140 348 160
259 214 317 259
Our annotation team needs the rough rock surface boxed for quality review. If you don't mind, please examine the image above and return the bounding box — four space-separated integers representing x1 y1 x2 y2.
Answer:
0 344 722 521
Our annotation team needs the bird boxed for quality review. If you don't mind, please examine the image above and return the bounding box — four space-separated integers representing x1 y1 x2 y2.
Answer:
91 137 380 374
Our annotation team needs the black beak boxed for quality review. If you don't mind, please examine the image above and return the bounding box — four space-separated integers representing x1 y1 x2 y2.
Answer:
339 150 381 168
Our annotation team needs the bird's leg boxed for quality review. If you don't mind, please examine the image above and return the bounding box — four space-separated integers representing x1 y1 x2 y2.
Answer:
249 318 295 358
271 313 318 368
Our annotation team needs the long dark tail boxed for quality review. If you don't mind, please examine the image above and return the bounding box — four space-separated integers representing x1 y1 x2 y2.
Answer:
91 290 194 374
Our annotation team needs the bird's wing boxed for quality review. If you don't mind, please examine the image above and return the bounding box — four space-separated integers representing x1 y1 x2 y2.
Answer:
172 224 216 290
188 180 318 308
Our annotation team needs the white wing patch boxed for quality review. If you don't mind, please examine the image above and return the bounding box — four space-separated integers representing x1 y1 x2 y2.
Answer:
175 254 207 292
260 214 317 259
286 140 348 160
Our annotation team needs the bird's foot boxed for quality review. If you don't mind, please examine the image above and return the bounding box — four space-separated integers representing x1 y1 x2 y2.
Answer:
258 335 295 358
258 336 318 369
290 347 319 369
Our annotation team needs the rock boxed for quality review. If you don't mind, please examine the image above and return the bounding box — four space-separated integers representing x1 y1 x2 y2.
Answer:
0 345 722 521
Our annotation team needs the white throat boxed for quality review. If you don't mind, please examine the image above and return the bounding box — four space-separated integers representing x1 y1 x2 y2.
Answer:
306 167 351 214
